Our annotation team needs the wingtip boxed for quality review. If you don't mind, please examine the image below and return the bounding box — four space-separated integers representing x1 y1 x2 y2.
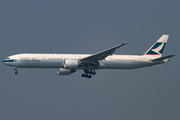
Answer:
122 42 129 45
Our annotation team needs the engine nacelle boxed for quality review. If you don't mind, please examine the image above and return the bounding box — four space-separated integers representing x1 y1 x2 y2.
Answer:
57 68 72 75
64 59 79 69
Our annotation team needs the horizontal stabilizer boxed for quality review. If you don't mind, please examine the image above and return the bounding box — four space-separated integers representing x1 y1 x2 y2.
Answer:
151 54 176 61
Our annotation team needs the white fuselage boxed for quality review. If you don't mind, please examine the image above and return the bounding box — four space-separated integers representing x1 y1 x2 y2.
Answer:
2 35 174 78
3 53 165 70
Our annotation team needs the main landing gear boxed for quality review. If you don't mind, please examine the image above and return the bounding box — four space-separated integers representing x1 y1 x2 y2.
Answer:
13 67 18 75
81 70 96 79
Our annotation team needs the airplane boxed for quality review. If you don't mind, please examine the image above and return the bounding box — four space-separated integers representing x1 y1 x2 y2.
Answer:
3 35 175 79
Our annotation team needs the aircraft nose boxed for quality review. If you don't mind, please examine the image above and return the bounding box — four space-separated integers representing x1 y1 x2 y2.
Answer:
2 59 7 64
2 59 7 65
2 59 5 63
2 59 15 65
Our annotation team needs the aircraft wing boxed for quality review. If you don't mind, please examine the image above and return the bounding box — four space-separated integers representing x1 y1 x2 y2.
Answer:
80 42 128 63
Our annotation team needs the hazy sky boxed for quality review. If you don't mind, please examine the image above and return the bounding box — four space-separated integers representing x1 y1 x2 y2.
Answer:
0 1 179 120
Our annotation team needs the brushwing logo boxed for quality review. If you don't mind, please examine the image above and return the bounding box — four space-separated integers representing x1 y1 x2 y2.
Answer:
146 42 166 55
151 42 164 54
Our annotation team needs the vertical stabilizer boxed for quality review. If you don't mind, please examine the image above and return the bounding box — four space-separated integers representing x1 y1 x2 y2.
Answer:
144 35 169 57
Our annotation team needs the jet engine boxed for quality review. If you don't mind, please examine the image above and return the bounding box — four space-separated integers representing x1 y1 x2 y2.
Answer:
64 59 79 69
58 68 73 75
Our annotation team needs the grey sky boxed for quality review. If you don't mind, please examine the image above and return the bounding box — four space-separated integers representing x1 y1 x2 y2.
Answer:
0 1 179 120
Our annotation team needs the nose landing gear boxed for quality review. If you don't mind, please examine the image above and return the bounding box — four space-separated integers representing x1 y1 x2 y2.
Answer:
15 70 18 75
13 67 18 75
81 70 96 79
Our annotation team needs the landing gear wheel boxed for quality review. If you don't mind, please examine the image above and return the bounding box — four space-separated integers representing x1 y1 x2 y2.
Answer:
88 75 92 79
81 74 85 77
15 71 18 75
92 71 96 75
82 69 96 79
85 74 88 78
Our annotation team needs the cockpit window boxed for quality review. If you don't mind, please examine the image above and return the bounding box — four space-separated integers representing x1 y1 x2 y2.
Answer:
6 58 10 59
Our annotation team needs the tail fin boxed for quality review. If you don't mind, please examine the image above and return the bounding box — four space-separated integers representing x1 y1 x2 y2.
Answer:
144 35 169 57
